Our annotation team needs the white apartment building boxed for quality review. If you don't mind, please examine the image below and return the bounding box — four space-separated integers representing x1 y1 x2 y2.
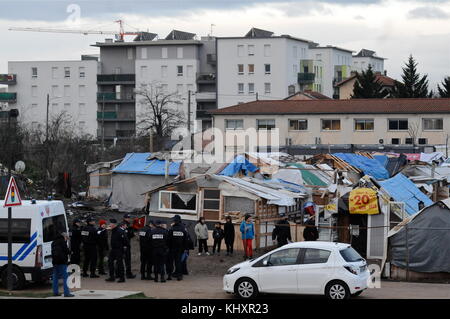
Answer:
216 28 310 108
6 57 98 136
352 49 385 74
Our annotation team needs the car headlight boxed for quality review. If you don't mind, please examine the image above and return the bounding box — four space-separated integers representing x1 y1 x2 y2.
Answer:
226 267 240 275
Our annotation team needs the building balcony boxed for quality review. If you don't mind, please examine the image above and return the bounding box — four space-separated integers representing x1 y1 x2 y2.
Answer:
197 73 216 83
97 92 135 103
298 72 315 84
207 54 217 65
97 111 136 121
97 74 135 84
195 91 216 102
196 109 212 119
0 92 17 103
0 74 16 85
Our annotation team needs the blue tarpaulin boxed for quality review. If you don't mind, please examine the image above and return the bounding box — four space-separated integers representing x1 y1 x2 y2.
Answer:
219 155 259 176
112 153 181 176
379 173 434 216
334 153 390 180
374 155 388 168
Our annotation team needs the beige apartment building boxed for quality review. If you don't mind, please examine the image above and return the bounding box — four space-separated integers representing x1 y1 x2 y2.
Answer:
210 98 450 151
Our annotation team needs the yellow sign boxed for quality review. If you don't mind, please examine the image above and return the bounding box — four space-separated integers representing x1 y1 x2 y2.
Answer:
349 188 379 215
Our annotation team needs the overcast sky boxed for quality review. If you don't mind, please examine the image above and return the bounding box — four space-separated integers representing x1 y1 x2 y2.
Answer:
1 0 450 89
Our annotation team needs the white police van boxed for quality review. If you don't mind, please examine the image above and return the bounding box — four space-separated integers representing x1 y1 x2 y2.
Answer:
0 200 68 289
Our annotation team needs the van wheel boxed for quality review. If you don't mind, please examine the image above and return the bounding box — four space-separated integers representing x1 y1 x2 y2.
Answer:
325 281 350 300
1 267 26 290
234 278 258 299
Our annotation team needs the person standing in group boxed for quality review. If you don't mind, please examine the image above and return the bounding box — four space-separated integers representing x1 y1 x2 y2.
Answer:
105 219 127 283
96 219 109 275
272 217 292 247
168 215 188 281
212 222 224 256
122 213 136 279
51 232 74 297
194 217 209 256
139 220 154 280
303 216 319 241
240 214 255 260
224 216 235 257
150 220 169 283
69 218 82 265
182 226 194 275
81 217 99 278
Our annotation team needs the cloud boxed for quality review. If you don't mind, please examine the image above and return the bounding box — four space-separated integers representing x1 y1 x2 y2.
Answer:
407 6 450 19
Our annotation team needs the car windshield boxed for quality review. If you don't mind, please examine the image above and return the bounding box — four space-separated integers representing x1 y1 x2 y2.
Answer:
339 247 364 262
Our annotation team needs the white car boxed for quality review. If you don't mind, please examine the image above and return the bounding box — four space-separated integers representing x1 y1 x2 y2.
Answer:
223 241 370 299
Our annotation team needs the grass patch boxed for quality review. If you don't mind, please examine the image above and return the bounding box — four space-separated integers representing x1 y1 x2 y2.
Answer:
0 290 54 298
120 292 151 299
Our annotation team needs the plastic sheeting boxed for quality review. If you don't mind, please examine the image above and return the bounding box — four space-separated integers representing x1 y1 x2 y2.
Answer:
334 153 390 180
112 153 181 176
388 201 450 273
287 163 328 186
378 173 434 216
219 155 259 176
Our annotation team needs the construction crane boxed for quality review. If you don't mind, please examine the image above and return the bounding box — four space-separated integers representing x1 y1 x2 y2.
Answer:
9 20 141 41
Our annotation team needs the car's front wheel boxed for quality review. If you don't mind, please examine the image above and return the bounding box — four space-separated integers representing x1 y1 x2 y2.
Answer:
325 281 350 300
235 278 258 299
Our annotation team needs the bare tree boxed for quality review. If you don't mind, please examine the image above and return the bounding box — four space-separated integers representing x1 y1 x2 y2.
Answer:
408 121 420 147
135 82 186 151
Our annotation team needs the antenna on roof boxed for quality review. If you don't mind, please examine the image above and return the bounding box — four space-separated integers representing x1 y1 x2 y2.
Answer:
209 24 216 37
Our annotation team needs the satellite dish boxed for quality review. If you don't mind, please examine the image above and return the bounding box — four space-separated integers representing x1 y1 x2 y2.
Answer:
15 161 26 173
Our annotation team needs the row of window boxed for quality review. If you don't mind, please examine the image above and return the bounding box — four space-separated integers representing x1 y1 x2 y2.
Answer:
43 84 88 98
140 65 195 78
236 44 307 59
237 64 271 75
139 47 185 60
225 118 445 132
30 66 86 79
237 82 271 94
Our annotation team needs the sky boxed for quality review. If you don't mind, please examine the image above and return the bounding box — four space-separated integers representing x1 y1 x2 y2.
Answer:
1 0 450 90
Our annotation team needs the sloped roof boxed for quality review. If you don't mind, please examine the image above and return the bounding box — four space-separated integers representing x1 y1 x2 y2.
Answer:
112 153 181 176
133 32 158 41
245 27 274 38
285 90 332 100
334 74 395 87
354 49 385 60
165 30 196 40
334 153 389 180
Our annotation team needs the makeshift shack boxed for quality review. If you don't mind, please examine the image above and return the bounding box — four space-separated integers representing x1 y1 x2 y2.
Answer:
87 159 122 200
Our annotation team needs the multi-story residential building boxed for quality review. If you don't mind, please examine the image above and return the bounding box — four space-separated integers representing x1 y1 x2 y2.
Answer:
352 49 385 74
216 28 311 108
210 98 450 154
3 56 98 136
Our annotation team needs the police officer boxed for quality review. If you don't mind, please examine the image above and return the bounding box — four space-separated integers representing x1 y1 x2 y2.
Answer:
167 215 188 281
105 219 127 283
139 220 153 280
96 220 109 275
81 217 99 278
150 220 168 283
122 214 136 279
69 218 82 265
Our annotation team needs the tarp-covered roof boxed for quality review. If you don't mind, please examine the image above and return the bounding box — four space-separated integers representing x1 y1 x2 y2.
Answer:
112 153 181 176
288 163 329 186
334 153 389 180
219 155 259 176
378 173 434 215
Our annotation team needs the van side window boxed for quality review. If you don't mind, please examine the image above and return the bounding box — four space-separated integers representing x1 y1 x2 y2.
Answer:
0 218 31 243
42 215 67 242
302 249 331 264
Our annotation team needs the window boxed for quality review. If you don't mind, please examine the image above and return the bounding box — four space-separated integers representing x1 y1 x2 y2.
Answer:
140 65 148 78
423 118 443 131
257 119 275 130
127 48 133 60
293 46 298 58
187 84 194 92
141 47 147 59
64 85 70 97
31 67 38 78
237 45 244 57
31 85 38 97
354 119 374 131
264 44 271 57
79 121 86 129
264 64 271 75
203 189 220 210
79 103 86 115
177 84 183 94
339 247 363 262
114 67 121 75
293 64 298 77
52 67 58 79
321 119 341 131
52 85 59 97
248 83 255 94
162 47 168 59
388 119 408 130
64 103 71 109
159 191 197 213
161 65 168 78
226 119 244 130
177 47 183 59
31 103 38 109
238 64 244 75
391 138 400 145
64 67 70 78
238 83 244 94
42 215 67 243
302 248 331 264
79 67 85 78
177 65 183 76
78 85 86 97
186 65 193 78
405 137 414 145
0 219 31 243
248 45 255 56
264 83 271 94
161 84 168 93
248 64 254 75
267 248 301 266
289 119 308 131
418 138 428 145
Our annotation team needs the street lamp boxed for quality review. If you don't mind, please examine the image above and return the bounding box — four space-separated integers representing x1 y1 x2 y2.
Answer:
44 94 61 196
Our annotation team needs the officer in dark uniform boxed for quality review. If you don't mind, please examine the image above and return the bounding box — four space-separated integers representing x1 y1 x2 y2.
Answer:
139 220 153 280
105 219 127 283
96 220 109 275
81 217 99 278
69 218 82 265
165 221 174 281
150 220 168 283
122 214 136 279
167 215 188 281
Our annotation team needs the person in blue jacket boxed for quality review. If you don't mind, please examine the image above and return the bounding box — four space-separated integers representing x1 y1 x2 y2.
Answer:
240 214 255 260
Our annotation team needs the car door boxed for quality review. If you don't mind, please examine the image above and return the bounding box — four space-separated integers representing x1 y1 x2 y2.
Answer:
257 248 301 294
296 248 333 295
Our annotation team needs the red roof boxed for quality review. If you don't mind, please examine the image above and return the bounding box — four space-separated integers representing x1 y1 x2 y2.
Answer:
335 74 396 87
210 98 450 115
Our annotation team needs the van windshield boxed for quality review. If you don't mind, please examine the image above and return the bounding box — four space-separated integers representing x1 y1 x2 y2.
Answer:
42 215 67 242
339 247 364 262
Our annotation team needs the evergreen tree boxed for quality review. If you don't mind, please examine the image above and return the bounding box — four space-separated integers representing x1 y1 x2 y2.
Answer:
351 65 389 99
437 77 450 98
393 55 431 98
